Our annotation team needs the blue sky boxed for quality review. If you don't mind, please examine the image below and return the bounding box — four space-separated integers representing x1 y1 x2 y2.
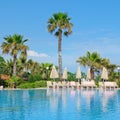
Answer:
0 0 120 73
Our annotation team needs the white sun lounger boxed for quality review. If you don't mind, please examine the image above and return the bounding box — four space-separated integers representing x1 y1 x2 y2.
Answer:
81 81 96 89
47 81 53 88
104 82 118 89
70 81 76 88
0 86 3 90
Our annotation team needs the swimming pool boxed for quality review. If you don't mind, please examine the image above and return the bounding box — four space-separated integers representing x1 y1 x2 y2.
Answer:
0 89 120 120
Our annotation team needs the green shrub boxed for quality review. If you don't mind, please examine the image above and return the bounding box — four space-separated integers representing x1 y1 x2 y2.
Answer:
17 82 33 89
95 81 99 87
6 76 24 88
68 72 76 81
17 80 46 89
34 81 46 87
28 74 42 82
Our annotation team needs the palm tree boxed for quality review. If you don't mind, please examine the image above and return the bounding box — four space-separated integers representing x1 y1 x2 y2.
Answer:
94 58 110 76
99 58 110 69
77 51 101 80
16 58 26 77
40 63 53 80
25 59 34 72
25 59 41 75
3 59 13 76
0 56 5 74
47 12 73 80
1 34 29 76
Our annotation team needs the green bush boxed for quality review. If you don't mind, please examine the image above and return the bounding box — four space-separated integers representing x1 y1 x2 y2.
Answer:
95 81 99 87
28 74 42 82
6 76 24 88
17 80 46 89
68 72 76 81
34 81 46 87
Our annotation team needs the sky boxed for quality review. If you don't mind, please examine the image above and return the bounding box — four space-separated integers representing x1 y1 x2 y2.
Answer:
0 0 120 73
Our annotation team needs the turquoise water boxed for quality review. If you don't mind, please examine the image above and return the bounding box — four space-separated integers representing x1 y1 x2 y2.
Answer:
0 89 120 120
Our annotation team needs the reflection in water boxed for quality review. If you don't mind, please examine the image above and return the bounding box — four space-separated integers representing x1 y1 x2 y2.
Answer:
47 89 58 111
46 89 118 116
101 90 117 112
47 88 96 111
22 90 29 100
81 90 95 108
0 89 120 120
61 88 67 108
70 89 76 97
47 88 70 111
76 90 81 111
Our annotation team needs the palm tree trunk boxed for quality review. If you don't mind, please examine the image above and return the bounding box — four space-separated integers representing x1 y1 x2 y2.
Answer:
90 67 94 80
13 55 17 76
58 29 62 81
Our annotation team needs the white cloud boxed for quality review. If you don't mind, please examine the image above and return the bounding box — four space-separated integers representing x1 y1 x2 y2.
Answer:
27 50 49 58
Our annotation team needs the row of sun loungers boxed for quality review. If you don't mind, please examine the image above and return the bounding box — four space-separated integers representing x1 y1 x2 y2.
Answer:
100 82 118 89
81 81 96 89
47 81 118 89
47 81 96 89
47 81 80 89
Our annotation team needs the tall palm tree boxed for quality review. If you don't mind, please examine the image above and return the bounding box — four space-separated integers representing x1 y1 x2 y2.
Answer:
16 58 26 76
77 51 101 80
1 34 29 76
47 12 73 80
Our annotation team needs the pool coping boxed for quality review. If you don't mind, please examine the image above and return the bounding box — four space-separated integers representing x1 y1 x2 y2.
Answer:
2 87 120 90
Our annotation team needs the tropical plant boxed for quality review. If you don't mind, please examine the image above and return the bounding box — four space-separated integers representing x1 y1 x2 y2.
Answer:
40 63 53 80
28 74 42 82
25 59 34 73
3 59 13 75
17 58 25 75
31 62 41 74
67 72 76 81
0 56 6 74
17 81 46 89
5 76 23 88
77 51 101 80
99 58 110 68
47 12 73 80
1 34 29 76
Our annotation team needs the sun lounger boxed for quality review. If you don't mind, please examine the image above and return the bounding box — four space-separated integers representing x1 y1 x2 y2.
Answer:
0 86 3 90
114 82 118 88
70 81 76 88
81 80 96 89
66 81 70 88
47 81 53 88
99 82 104 88
53 82 58 89
104 82 118 89
62 81 67 88
76 82 81 89
57 82 63 88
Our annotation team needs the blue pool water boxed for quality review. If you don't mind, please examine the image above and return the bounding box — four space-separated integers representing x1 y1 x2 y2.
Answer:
0 89 120 120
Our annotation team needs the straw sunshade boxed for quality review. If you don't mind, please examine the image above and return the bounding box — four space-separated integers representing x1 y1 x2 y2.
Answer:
76 67 81 83
101 67 108 80
86 68 91 80
62 67 68 80
76 67 81 79
50 65 59 79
